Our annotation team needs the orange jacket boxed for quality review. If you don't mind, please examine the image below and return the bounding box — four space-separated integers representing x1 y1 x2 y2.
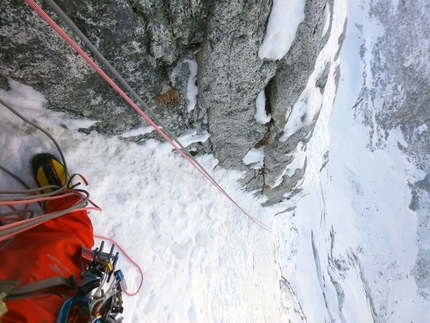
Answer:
0 196 94 322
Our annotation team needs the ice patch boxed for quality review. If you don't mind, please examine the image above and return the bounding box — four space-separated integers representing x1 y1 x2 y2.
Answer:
322 3 331 38
254 90 271 124
258 0 306 60
416 123 428 135
272 142 307 188
184 58 198 112
120 126 157 138
392 126 409 148
242 148 265 169
285 143 307 177
176 129 210 147
279 85 323 142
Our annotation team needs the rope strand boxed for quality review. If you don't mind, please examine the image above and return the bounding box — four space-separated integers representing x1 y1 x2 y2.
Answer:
94 234 144 297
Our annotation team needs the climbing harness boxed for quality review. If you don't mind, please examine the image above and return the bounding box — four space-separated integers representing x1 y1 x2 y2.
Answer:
23 0 271 232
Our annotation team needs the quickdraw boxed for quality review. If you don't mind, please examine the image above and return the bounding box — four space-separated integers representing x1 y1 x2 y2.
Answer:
58 241 127 323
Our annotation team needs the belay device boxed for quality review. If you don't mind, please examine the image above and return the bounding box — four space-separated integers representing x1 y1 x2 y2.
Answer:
57 241 127 323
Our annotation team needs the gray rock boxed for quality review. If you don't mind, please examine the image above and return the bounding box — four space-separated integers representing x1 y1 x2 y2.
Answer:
0 0 205 136
0 75 10 91
412 248 430 289
147 22 177 65
1 0 346 207
243 0 346 205
197 0 276 169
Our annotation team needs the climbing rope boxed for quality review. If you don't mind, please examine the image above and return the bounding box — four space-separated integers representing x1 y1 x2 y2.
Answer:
24 0 271 231
94 234 144 297
0 98 144 296
0 98 101 242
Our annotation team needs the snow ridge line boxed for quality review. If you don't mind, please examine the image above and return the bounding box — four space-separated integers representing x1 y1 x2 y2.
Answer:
23 0 271 232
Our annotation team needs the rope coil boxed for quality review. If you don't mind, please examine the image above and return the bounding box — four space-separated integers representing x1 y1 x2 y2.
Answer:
0 98 102 242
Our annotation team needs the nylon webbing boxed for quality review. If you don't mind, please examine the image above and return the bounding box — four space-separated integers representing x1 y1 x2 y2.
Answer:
2 276 75 300
0 280 20 296
23 0 271 231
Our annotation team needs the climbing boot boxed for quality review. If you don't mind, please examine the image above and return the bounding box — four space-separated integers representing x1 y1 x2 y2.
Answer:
31 153 71 194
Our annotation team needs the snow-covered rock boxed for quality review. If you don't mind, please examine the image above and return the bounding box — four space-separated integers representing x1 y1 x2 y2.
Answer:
1 0 347 206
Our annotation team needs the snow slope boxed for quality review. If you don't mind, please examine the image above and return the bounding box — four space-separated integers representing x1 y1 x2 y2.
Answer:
0 80 287 322
276 0 430 322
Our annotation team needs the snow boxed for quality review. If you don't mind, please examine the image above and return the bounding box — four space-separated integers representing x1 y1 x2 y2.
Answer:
258 0 306 60
275 0 430 322
322 3 331 38
242 147 265 169
416 123 428 136
283 143 306 178
119 126 157 138
175 129 211 147
271 0 347 197
254 90 271 124
184 58 198 112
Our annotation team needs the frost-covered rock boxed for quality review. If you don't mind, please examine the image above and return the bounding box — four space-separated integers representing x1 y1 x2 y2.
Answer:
353 0 430 171
196 0 276 169
240 0 347 206
0 0 202 136
353 0 430 301
1 0 346 206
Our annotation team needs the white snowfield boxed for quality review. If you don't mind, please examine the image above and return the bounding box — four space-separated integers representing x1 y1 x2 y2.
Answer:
1 0 429 322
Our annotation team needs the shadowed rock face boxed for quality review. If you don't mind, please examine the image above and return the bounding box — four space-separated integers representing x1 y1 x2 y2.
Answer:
1 0 346 206
1 0 205 136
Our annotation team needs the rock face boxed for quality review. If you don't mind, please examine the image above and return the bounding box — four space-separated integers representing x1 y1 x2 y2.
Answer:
197 0 276 170
241 0 344 206
368 1 430 293
0 0 346 206
1 0 201 136
351 0 430 293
